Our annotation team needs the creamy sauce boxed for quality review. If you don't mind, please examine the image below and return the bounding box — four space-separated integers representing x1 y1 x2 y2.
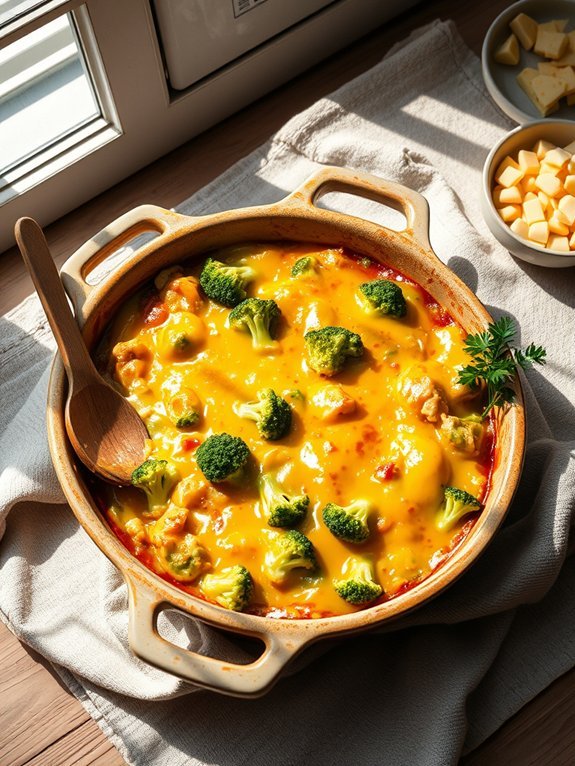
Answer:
95 243 494 618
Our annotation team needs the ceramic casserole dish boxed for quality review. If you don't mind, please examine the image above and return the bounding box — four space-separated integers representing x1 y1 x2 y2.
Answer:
47 166 525 697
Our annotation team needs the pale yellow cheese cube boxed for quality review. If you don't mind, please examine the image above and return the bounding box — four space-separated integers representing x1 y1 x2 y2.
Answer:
552 50 575 66
548 212 570 235
534 29 568 60
528 220 549 244
539 20 568 33
499 185 523 204
510 218 529 239
495 34 520 65
531 75 566 109
544 146 571 167
535 173 562 196
563 174 575 194
510 13 537 50
497 164 524 188
499 205 522 222
517 68 549 115
523 191 538 201
548 234 570 251
537 61 559 75
537 191 550 210
558 193 575 224
539 161 561 176
522 176 538 193
517 149 540 175
533 139 556 159
555 206 570 224
553 66 575 95
523 196 546 224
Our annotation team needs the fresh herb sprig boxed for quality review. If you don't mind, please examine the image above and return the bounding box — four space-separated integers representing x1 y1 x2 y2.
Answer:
457 317 546 418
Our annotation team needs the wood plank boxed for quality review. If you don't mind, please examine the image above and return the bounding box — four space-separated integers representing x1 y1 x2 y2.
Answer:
0 624 92 766
26 720 125 766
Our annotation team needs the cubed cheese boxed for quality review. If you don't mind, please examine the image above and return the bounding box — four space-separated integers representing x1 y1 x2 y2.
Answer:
538 20 568 33
558 194 575 224
564 174 575 194
531 75 566 109
535 173 562 196
553 66 575 95
533 139 556 159
510 218 529 239
534 29 568 60
499 205 522 222
499 185 523 204
495 34 520 65
518 149 540 175
497 164 524 188
537 61 559 75
537 191 551 210
523 196 546 224
528 220 549 244
544 146 571 167
548 234 570 251
510 13 538 50
539 161 562 176
548 212 569 234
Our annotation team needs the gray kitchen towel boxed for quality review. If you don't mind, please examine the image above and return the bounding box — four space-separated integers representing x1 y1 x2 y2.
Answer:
1 19 575 766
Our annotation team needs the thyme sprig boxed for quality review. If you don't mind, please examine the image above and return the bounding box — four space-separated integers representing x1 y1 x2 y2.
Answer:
457 317 546 418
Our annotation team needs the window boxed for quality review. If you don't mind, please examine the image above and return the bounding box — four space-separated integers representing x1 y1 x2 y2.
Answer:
0 0 404 255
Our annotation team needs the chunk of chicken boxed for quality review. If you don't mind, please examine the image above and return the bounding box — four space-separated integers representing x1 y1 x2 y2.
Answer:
308 384 356 422
440 414 484 456
112 339 151 390
401 374 447 423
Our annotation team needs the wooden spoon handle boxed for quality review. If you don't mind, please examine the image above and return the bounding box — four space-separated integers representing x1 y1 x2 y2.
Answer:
15 217 98 387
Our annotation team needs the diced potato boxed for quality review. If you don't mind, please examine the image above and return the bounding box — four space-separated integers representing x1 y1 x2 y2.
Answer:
570 231 575 248
499 205 522 222
535 173 562 196
534 29 568 60
499 185 523 204
522 176 538 193
510 13 538 50
537 191 550 210
523 191 538 201
568 157 575 172
523 196 545 224
528 220 549 244
558 194 575 224
510 218 529 239
564 174 575 194
548 234 570 251
545 146 571 167
495 34 520 65
539 161 562 176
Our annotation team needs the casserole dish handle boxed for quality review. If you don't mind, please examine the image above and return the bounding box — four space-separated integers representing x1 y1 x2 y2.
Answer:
126 575 311 698
60 205 191 319
286 166 432 250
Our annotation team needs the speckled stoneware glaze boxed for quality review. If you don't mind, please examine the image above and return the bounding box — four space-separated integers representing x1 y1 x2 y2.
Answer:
46 167 525 697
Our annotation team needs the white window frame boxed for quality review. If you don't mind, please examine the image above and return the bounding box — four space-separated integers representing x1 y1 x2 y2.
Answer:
0 0 402 254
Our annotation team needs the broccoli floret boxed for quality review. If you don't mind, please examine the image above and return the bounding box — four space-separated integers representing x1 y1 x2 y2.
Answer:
264 530 317 584
161 534 208 583
199 257 256 307
358 279 407 318
234 388 292 440
200 565 254 611
333 556 383 605
259 472 310 527
175 410 200 428
291 256 319 277
131 459 179 515
322 500 372 543
229 297 281 351
435 486 481 532
304 326 364 377
195 433 250 483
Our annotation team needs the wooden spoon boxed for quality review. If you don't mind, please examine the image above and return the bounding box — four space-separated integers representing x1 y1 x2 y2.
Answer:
15 217 148 485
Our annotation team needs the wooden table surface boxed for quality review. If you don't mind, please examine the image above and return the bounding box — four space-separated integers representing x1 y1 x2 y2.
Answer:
2 1 575 764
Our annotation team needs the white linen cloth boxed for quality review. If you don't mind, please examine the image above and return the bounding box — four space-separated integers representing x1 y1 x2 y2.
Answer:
2 19 575 766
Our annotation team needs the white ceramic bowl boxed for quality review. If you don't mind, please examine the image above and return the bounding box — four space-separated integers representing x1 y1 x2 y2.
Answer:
482 120 575 268
482 0 575 124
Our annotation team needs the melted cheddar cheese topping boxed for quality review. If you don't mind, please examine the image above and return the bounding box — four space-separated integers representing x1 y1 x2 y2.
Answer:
97 243 493 618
